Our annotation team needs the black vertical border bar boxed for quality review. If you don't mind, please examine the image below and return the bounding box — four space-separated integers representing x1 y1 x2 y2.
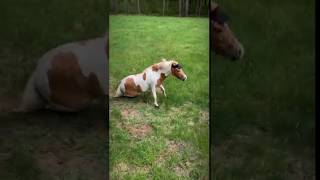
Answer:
315 0 318 178
209 1 213 180
106 3 110 180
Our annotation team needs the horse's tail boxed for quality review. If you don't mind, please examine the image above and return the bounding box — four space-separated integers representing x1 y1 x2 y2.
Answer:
113 83 123 98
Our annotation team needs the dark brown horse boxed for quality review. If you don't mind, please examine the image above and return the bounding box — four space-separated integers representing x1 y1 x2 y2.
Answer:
210 2 244 60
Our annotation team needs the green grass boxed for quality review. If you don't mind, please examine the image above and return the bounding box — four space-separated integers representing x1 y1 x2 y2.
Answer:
211 0 315 179
109 15 209 179
0 0 108 179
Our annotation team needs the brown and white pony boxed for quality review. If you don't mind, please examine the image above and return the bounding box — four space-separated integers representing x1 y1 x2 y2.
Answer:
16 34 109 112
210 2 244 60
114 59 187 107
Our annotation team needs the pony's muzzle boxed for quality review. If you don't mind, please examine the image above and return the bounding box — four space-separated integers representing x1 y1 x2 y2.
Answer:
232 42 245 60
182 75 187 81
238 43 245 59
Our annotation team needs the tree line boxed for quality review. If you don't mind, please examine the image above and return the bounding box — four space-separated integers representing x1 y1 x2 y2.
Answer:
110 0 209 17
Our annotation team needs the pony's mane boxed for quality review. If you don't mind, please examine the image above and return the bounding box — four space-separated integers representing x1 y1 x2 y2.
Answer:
158 59 180 69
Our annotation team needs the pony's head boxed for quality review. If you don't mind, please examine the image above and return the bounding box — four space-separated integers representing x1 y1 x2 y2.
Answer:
210 2 244 60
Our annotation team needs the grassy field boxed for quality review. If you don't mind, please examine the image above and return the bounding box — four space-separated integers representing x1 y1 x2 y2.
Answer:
109 15 209 179
0 0 108 179
211 0 315 179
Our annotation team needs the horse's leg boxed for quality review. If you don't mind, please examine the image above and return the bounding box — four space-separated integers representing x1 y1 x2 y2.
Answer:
151 84 159 107
160 84 166 97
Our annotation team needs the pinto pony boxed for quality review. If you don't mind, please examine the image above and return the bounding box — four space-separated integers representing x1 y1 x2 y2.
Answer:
210 2 245 60
114 59 187 107
16 34 109 112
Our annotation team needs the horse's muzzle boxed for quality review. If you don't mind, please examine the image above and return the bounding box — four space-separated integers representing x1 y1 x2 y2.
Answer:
182 76 187 81
231 43 245 61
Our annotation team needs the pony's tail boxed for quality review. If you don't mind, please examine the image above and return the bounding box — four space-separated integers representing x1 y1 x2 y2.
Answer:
113 83 123 98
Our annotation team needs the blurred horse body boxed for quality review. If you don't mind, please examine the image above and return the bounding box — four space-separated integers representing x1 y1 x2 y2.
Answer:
16 34 109 112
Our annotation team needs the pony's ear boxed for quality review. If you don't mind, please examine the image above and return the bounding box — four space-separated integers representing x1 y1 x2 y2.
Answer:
211 2 229 25
171 62 177 68
211 2 219 12
172 63 182 69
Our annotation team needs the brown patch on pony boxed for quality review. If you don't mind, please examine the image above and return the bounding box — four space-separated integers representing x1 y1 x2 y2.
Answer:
156 73 166 87
152 64 160 72
143 73 146 80
47 52 103 109
124 78 142 97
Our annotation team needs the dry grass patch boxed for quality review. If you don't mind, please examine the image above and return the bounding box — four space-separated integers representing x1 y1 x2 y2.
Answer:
120 107 142 120
118 123 154 139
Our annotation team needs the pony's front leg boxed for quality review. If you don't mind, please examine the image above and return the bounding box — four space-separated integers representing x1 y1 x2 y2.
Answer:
151 84 159 107
160 84 167 97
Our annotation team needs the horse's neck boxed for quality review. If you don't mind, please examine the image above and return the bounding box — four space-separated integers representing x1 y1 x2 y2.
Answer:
159 62 172 76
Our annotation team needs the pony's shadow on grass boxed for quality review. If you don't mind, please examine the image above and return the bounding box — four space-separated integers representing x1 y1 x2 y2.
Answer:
111 93 148 103
110 92 168 109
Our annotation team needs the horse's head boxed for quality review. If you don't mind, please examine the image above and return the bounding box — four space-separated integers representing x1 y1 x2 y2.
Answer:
170 60 187 81
210 2 244 60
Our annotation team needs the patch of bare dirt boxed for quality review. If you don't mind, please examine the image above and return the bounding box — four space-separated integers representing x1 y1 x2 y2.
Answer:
113 162 151 178
173 166 189 177
127 124 152 138
119 123 153 139
167 140 185 154
114 162 129 172
120 108 141 119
